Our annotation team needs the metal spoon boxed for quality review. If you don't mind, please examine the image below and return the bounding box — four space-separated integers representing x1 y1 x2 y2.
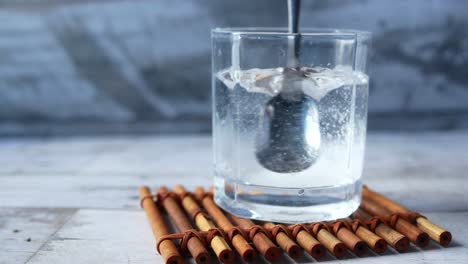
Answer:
255 0 321 173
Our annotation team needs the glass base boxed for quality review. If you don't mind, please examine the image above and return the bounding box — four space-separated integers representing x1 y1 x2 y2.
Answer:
214 177 361 223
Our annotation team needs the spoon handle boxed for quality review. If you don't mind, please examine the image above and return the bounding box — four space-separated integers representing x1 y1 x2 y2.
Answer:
288 0 301 34
287 0 301 66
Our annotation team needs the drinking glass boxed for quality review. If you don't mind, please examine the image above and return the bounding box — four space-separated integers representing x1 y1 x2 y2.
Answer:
212 28 371 223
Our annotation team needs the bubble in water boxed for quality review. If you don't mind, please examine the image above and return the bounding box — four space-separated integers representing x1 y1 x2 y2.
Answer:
298 189 305 195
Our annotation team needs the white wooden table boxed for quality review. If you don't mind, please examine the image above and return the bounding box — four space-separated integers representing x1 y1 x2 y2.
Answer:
1 132 467 263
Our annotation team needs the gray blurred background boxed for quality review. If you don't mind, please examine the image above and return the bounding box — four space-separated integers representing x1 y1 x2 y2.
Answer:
0 0 467 136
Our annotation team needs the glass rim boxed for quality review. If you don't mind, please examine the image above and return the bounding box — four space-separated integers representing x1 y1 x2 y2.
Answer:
212 27 371 37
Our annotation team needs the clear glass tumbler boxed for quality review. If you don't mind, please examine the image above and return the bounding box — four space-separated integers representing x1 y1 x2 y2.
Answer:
212 28 371 223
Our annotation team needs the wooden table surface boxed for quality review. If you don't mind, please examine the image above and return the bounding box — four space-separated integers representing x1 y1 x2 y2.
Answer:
1 132 467 263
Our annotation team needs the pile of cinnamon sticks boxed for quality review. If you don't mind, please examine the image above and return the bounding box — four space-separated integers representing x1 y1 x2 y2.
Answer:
139 185 452 264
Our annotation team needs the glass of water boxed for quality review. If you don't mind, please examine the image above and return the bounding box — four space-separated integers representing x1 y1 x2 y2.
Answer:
212 28 371 223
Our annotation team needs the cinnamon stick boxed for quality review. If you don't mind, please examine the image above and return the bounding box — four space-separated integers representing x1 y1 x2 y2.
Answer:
310 223 347 258
139 186 183 264
363 185 452 246
353 208 409 252
361 198 429 247
194 187 257 262
229 214 282 262
263 222 302 259
345 218 387 254
172 185 234 264
329 222 367 256
157 187 210 264
288 225 325 259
